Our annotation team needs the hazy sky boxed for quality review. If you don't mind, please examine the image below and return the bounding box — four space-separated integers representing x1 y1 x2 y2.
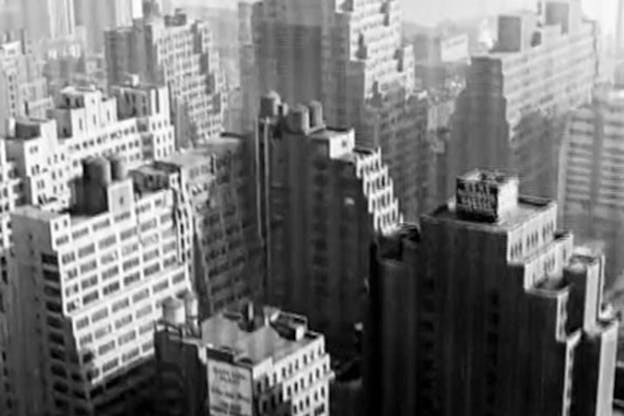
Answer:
178 0 618 33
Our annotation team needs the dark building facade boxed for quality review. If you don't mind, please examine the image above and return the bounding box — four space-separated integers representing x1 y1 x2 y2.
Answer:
366 169 619 416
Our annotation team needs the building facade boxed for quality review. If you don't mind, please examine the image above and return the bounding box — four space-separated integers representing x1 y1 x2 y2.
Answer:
134 135 264 317
21 0 77 43
257 93 400 357
443 0 598 204
0 81 174 416
105 10 227 147
366 169 619 416
558 86 624 288
8 157 193 415
253 0 429 220
154 301 333 416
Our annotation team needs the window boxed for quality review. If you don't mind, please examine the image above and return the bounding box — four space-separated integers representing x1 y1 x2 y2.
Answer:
103 282 120 296
81 275 98 290
132 288 149 303
83 291 99 306
124 272 141 287
91 308 108 323
98 340 115 355
115 314 132 329
136 304 153 319
78 244 95 258
41 253 58 265
98 235 117 250
152 279 169 293
122 257 140 271
145 263 160 277
75 317 89 330
61 252 75 265
102 266 119 281
112 298 129 312
118 330 136 345
94 325 111 339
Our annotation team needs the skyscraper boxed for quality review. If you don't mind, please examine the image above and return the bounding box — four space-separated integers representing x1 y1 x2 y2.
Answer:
558 85 624 288
257 93 401 356
366 169 619 416
0 31 52 127
75 0 143 53
253 0 427 220
105 10 227 147
21 0 76 42
9 158 193 416
444 0 598 203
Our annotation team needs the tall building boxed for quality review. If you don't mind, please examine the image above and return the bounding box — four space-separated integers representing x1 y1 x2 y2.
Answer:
8 157 193 416
75 0 143 53
105 10 227 147
135 135 264 316
366 169 619 416
21 0 77 42
0 31 52 128
0 81 175 415
257 94 401 356
238 1 258 133
558 86 624 288
444 0 598 203
154 301 334 416
253 0 428 220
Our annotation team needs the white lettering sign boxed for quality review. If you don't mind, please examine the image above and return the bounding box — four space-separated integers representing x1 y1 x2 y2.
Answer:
208 360 253 416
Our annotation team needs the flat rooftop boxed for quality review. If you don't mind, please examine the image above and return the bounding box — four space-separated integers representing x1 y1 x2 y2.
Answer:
426 195 554 231
12 205 62 222
201 315 317 366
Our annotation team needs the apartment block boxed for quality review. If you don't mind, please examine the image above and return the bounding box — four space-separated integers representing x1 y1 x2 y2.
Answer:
132 134 264 316
253 0 429 220
443 0 598 204
257 93 401 357
8 157 193 416
559 86 624 288
366 169 618 416
0 81 174 416
154 301 333 416
105 10 227 147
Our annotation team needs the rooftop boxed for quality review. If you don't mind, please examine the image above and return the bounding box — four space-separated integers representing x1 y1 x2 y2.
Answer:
427 196 554 231
200 312 318 367
12 205 62 222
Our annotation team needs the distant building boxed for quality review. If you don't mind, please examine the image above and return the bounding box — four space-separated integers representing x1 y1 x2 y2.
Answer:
366 169 619 416
411 32 470 89
9 158 193 415
21 0 77 42
559 86 624 288
134 135 264 316
105 10 227 147
443 0 598 204
0 31 52 128
75 0 143 53
253 0 428 220
256 93 401 357
154 301 333 416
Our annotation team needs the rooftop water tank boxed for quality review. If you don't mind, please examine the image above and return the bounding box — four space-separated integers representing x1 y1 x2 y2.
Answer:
109 155 128 181
308 101 323 129
83 157 112 186
259 91 281 118
287 104 310 134
162 297 185 326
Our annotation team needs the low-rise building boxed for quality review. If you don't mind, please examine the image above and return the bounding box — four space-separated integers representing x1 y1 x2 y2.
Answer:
154 301 334 416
